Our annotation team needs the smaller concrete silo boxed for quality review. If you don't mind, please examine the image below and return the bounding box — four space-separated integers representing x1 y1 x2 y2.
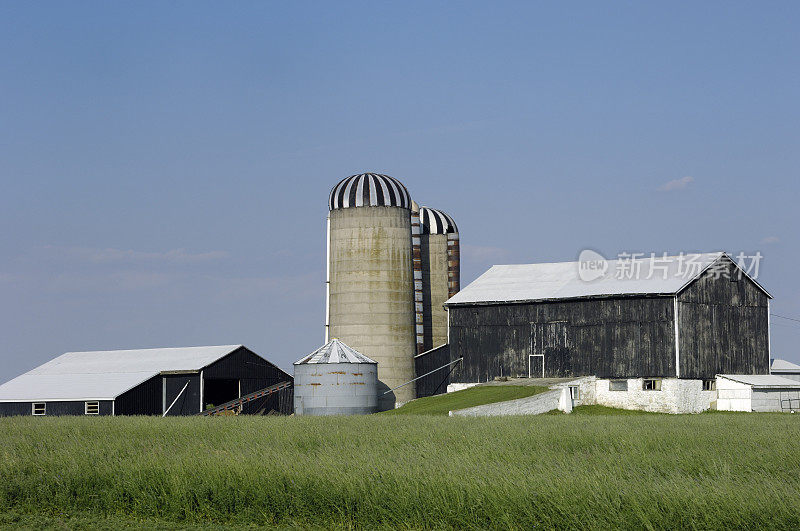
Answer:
293 338 378 416
419 207 460 352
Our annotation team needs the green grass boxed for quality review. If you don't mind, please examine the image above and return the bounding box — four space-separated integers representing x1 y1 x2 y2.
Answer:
383 384 549 415
556 404 660 415
1 414 800 529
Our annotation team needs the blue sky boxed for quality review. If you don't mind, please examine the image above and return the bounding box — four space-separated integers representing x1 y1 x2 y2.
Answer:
1 2 799 381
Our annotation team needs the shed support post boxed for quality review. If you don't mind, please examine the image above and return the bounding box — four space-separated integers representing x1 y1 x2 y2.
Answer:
199 370 204 413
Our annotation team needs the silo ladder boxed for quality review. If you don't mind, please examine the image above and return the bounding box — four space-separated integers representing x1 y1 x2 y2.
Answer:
199 381 293 416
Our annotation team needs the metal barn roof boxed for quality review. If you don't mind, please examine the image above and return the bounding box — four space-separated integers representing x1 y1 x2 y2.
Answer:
294 338 377 365
0 345 242 402
770 358 800 373
718 374 800 388
446 252 770 306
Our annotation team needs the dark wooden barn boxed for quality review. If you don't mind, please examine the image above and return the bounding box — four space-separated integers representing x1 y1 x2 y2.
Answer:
416 252 771 397
0 345 293 417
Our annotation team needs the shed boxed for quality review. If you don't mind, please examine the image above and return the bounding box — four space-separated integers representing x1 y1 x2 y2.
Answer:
716 374 800 412
770 358 800 382
0 345 292 416
431 252 771 392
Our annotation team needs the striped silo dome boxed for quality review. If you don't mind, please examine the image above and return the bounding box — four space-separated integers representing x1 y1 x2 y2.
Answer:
420 206 458 234
329 173 412 210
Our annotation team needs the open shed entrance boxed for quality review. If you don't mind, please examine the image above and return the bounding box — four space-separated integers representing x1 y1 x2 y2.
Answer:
204 378 239 410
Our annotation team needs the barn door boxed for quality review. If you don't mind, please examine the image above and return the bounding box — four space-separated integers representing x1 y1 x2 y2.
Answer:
530 322 569 378
529 354 544 378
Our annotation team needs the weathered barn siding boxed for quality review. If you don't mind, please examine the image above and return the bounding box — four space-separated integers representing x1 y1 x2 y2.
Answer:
678 256 770 378
448 296 677 382
0 400 114 417
415 343 451 397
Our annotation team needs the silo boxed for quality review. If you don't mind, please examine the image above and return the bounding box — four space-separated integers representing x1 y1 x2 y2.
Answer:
294 339 378 416
419 207 460 352
326 173 416 410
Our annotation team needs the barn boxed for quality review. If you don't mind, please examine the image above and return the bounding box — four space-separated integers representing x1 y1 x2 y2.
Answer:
0 345 293 417
416 252 772 412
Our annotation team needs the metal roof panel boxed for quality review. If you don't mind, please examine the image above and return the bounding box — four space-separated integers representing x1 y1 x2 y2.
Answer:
446 252 745 305
0 345 242 401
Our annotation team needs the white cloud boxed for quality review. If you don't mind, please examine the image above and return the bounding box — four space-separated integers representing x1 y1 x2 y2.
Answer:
40 245 228 264
657 176 694 192
761 236 780 244
45 271 171 293
209 272 321 301
461 245 511 262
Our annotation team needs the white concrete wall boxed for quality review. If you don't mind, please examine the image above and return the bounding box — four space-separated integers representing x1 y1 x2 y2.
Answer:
450 388 570 417
715 377 752 411
750 389 800 412
447 382 480 393
445 377 719 414
550 377 596 408
594 378 712 414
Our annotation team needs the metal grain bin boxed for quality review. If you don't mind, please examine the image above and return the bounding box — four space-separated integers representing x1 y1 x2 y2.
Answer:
294 339 378 416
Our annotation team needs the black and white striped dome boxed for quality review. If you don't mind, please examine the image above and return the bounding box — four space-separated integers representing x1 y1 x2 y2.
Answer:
420 206 458 234
329 173 412 210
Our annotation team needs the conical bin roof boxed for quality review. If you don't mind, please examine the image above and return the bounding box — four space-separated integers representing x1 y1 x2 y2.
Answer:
294 338 377 365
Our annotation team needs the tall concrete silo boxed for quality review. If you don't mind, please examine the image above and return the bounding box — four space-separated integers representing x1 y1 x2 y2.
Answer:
326 173 416 410
419 206 460 352
294 338 378 416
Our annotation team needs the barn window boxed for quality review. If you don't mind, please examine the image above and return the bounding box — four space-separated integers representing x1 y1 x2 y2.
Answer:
85 401 100 415
702 379 716 391
32 403 46 416
643 379 662 391
609 380 628 391
569 386 580 400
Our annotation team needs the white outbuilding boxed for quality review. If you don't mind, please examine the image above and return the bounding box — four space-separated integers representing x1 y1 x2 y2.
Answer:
715 374 800 412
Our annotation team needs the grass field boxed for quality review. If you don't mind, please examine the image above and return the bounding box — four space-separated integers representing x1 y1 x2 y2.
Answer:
2 412 800 529
383 384 549 415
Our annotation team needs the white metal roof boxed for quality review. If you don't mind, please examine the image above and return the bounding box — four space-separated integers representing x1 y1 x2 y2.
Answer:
294 339 377 365
0 345 242 402
770 358 800 373
718 374 800 388
446 252 769 306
